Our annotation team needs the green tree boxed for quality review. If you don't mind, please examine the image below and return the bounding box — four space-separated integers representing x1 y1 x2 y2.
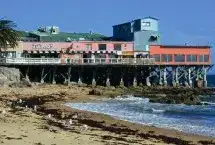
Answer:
0 18 20 50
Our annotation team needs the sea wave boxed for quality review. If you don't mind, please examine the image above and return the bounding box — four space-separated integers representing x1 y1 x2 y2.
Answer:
65 95 215 137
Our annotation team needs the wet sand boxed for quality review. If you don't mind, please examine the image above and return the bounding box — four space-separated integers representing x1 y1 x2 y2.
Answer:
0 84 214 145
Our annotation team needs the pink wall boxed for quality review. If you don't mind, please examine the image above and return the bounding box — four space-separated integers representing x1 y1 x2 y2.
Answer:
22 41 134 52
23 42 71 51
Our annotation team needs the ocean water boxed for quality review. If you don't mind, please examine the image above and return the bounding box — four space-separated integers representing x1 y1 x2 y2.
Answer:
65 75 215 137
66 96 215 137
207 74 215 87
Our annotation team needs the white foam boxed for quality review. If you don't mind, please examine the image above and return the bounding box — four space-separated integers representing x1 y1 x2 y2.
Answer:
152 108 165 113
65 96 215 137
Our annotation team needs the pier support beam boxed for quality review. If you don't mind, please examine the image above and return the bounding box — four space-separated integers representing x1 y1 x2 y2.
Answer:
67 67 72 85
184 68 189 87
175 67 179 86
92 71 96 87
52 67 56 84
25 66 30 81
40 67 45 84
133 68 137 87
159 68 163 86
188 68 192 87
106 77 110 87
146 76 151 87
203 67 207 88
163 68 167 86
120 68 124 87
78 77 82 86
133 77 137 87
106 68 111 87
120 78 124 87
172 68 176 87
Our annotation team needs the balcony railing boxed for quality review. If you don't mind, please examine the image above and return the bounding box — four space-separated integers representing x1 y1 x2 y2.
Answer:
5 58 61 64
0 57 211 65
0 58 155 65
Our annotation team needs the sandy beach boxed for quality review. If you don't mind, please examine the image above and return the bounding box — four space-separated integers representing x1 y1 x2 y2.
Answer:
0 84 215 145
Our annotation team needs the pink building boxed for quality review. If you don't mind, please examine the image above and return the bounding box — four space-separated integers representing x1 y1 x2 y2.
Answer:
21 41 134 61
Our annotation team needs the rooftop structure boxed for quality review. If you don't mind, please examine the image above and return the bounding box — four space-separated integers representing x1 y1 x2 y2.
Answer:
113 17 160 53
19 26 108 42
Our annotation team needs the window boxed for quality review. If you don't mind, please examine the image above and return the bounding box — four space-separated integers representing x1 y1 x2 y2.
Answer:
98 44 106 50
174 54 185 62
114 44 122 51
161 54 172 62
142 22 150 27
199 55 204 62
203 55 209 62
152 54 160 62
187 55 197 62
86 44 92 50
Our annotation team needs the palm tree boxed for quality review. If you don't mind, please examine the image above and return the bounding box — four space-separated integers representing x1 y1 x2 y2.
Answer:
0 18 20 50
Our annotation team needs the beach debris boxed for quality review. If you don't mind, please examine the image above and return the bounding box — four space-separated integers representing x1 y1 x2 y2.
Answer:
61 112 65 119
25 105 28 109
80 124 88 132
48 126 58 133
61 119 73 128
33 105 37 112
48 114 52 119
1 109 6 115
72 114 78 119
69 119 73 125
18 99 23 104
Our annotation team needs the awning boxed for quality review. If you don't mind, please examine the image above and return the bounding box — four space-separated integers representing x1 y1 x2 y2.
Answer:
122 51 134 56
24 50 60 54
67 50 117 54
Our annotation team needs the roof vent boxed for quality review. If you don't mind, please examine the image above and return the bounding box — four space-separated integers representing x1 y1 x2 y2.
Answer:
66 37 71 42
37 26 60 34
79 38 85 41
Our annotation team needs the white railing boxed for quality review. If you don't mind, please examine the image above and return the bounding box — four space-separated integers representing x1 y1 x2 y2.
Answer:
0 58 155 65
6 58 61 64
69 58 155 65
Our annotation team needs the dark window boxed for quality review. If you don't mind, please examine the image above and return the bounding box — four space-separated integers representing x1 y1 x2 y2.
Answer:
86 44 92 50
199 55 204 62
174 54 185 62
114 44 122 51
142 22 151 27
204 55 209 62
187 55 197 62
152 54 160 62
161 54 172 62
98 44 106 50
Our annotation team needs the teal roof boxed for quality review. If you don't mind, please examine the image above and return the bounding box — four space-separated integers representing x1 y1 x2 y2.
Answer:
19 31 30 37
19 30 108 42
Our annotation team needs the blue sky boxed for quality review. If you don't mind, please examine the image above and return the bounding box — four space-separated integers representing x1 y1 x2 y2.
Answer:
1 0 214 73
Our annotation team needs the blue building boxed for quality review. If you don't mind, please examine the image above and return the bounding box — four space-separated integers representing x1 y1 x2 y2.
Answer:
113 17 161 57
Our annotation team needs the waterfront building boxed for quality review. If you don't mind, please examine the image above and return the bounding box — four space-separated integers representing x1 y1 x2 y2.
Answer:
0 17 212 87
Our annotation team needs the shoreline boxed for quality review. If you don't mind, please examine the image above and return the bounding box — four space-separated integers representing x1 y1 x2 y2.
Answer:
0 84 215 145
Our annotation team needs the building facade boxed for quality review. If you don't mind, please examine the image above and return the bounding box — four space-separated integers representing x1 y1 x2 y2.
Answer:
113 17 161 57
0 17 211 67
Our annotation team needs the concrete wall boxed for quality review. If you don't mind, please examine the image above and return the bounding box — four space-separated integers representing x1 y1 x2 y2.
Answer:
134 31 160 51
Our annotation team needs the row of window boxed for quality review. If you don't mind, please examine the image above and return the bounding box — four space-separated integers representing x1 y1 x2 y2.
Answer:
151 54 210 63
85 44 124 51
